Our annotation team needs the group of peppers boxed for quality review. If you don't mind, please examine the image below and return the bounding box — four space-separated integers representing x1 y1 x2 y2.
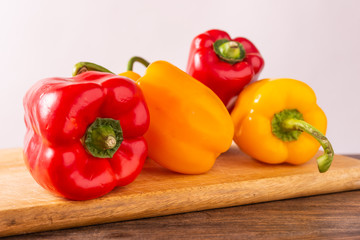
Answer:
23 29 334 200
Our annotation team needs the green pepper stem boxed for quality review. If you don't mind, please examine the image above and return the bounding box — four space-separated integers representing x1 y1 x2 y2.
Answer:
127 56 150 71
72 62 114 76
282 118 334 173
84 118 123 158
219 41 241 59
213 39 246 64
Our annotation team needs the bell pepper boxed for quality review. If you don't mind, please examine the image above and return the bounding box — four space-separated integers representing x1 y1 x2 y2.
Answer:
231 78 334 173
73 58 234 174
23 71 150 200
187 29 265 109
137 60 234 174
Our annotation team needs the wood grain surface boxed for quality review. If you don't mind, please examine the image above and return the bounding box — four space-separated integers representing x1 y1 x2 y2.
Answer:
1 146 360 237
3 190 360 240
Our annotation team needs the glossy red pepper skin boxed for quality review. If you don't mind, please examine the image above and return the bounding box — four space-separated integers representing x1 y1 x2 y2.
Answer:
186 29 265 108
23 71 150 200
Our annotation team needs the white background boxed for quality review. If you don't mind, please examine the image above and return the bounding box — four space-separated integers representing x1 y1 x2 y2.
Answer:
0 0 359 153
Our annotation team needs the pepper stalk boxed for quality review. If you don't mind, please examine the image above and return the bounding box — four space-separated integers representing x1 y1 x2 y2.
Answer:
84 118 123 158
213 39 246 64
272 109 334 173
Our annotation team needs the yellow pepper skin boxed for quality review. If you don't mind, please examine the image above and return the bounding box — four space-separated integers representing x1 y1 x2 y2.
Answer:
231 78 334 172
118 71 141 81
137 61 234 174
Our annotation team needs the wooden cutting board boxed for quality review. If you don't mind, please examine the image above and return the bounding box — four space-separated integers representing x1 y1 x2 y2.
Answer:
1 145 360 237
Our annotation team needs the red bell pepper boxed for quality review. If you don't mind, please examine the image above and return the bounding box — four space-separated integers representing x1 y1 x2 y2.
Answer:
186 29 265 108
23 71 150 200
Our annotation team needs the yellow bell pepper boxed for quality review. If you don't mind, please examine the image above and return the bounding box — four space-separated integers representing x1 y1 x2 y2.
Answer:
72 58 234 174
231 78 334 173
137 60 234 174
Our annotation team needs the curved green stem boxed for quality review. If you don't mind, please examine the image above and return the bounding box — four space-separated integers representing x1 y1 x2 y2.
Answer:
127 56 150 71
282 118 334 173
73 62 114 76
